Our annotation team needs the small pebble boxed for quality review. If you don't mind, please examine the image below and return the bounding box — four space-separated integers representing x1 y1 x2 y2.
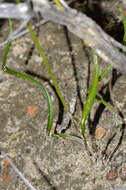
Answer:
106 169 118 180
95 128 106 140
26 105 38 118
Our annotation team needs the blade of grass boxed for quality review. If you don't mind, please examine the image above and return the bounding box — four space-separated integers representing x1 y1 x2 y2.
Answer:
28 24 68 113
81 51 99 136
97 95 122 126
16 0 21 3
52 0 63 9
2 20 53 135
99 65 112 81
3 68 53 134
2 19 12 70
120 6 126 45
97 95 117 116
52 133 83 143
73 116 82 126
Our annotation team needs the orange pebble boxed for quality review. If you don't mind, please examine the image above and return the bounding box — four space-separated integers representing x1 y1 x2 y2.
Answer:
26 105 38 118
1 172 15 185
106 169 118 180
95 127 106 140
1 173 9 183
4 157 14 168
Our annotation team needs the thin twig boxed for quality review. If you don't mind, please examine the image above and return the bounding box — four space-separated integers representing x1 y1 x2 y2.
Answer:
56 91 77 133
1 151 38 190
0 19 48 47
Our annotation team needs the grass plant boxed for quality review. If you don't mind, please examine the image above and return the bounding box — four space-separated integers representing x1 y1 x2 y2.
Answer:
2 11 116 139
2 2 126 190
2 1 126 142
27 23 115 139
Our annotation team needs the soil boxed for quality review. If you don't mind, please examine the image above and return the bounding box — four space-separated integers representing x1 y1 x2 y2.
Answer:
0 0 126 190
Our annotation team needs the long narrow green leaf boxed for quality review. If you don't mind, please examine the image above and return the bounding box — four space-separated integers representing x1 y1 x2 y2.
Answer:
81 51 99 136
2 21 53 135
5 68 53 134
2 40 11 71
97 96 116 116
99 65 112 81
120 6 126 45
28 24 68 113
52 0 63 9
52 133 82 142
73 116 82 126
2 19 12 70
16 0 21 3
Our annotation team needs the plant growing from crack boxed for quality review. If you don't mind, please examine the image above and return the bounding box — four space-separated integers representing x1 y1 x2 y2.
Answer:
2 18 115 140
1 2 126 190
2 0 121 142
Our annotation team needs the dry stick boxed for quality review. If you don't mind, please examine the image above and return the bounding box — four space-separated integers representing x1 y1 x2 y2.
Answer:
1 1 126 73
0 19 48 47
0 3 33 20
31 0 126 73
56 91 77 133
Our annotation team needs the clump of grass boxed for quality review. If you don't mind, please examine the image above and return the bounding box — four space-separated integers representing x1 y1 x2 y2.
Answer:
27 23 115 139
2 2 125 189
2 0 122 142
2 14 115 140
51 52 115 142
